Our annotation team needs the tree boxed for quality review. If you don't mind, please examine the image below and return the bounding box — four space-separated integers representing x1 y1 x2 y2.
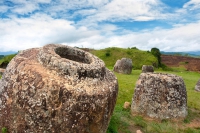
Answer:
151 48 161 67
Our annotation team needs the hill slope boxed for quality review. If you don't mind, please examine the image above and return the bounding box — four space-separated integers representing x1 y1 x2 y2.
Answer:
161 55 200 72
0 54 16 68
89 47 158 69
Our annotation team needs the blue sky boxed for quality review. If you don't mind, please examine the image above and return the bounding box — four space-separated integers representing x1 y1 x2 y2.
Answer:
0 0 200 52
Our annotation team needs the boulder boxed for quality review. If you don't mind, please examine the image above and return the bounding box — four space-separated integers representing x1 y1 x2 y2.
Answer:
142 65 154 73
0 44 118 133
113 58 132 74
195 79 200 92
131 73 187 119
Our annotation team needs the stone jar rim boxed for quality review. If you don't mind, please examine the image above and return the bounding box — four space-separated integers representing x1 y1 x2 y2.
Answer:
37 44 106 79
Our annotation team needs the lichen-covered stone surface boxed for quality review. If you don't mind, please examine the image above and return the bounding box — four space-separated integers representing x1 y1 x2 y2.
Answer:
113 58 132 74
142 65 154 73
195 79 200 92
131 73 187 119
0 44 118 133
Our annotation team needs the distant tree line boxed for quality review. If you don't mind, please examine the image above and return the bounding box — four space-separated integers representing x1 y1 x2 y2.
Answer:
0 55 4 60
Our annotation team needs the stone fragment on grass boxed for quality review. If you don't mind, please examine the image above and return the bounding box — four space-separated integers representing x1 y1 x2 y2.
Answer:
0 44 118 133
113 58 132 74
136 130 143 133
123 101 131 109
131 73 187 119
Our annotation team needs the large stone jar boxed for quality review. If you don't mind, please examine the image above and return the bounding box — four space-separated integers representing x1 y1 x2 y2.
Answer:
113 58 132 74
0 44 118 133
131 73 187 119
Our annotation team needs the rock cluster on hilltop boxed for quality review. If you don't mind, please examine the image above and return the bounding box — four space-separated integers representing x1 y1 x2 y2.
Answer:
0 44 118 133
131 73 187 119
113 58 132 74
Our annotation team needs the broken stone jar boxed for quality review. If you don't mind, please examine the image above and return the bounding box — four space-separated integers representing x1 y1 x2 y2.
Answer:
0 44 118 133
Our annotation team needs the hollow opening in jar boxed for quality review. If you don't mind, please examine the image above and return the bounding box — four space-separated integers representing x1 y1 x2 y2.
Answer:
55 47 91 64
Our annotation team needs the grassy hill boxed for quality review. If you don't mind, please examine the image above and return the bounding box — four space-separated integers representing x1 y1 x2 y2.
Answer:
90 47 158 69
0 54 16 68
0 54 16 78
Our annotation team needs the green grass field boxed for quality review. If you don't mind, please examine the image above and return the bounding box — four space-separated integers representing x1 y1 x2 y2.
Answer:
107 68 200 133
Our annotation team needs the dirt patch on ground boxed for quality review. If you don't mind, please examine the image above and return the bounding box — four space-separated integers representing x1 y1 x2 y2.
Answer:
161 55 200 72
187 119 200 128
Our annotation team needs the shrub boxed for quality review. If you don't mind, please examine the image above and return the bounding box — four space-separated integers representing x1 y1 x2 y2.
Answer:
131 47 138 50
105 52 111 57
2 127 7 133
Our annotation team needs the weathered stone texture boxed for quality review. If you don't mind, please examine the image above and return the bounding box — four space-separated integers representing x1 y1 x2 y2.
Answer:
0 44 118 133
131 73 187 119
195 79 200 92
113 58 132 74
142 65 154 73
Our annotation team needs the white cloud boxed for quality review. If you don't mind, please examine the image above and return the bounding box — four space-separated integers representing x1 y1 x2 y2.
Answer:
63 21 200 52
0 14 98 52
183 0 200 9
2 0 169 22
1 0 200 52
1 12 200 52
0 5 9 13
2 0 51 15
36 0 52 3
78 0 166 23
59 0 110 8
12 3 39 14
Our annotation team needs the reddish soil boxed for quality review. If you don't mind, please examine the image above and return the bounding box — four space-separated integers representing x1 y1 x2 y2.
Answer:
161 55 200 72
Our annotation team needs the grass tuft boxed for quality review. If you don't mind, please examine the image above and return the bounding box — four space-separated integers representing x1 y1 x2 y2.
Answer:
133 116 147 128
